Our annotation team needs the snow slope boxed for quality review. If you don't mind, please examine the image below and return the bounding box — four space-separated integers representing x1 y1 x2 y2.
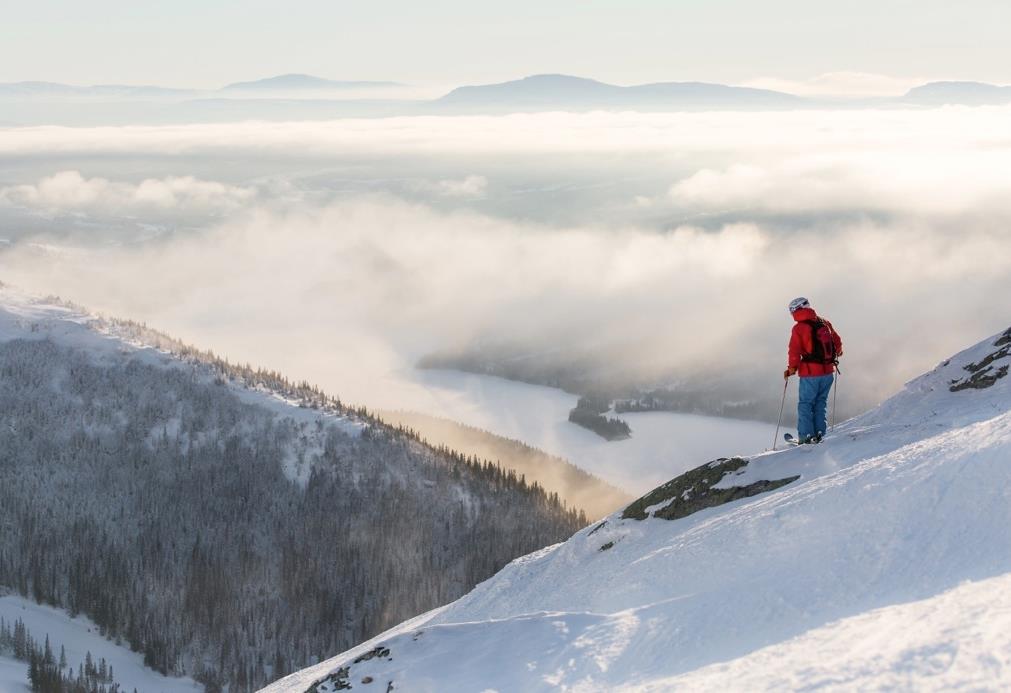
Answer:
0 284 363 489
646 572 1011 691
0 656 30 693
264 325 1011 692
0 595 202 693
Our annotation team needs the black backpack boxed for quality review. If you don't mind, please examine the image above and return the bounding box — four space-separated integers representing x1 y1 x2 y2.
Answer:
801 319 839 365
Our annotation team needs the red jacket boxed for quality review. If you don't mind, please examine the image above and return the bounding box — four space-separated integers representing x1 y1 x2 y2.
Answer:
788 307 843 377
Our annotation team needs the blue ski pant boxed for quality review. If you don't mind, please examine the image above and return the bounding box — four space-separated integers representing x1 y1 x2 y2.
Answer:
798 374 834 439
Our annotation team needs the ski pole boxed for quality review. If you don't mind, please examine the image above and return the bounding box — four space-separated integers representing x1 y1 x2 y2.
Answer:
831 369 840 432
773 378 788 450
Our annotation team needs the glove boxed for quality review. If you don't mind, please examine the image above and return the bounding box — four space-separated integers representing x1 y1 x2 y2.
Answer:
784 366 797 379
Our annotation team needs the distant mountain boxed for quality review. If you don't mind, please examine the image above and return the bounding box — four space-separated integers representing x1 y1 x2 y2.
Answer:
903 81 1011 106
0 74 402 100
0 80 196 99
435 74 802 112
0 80 77 96
221 73 402 91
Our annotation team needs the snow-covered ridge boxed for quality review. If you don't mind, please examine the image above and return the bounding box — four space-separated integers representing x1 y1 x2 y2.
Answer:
265 324 1011 692
0 284 366 472
1 285 364 419
0 284 370 488
1 283 586 691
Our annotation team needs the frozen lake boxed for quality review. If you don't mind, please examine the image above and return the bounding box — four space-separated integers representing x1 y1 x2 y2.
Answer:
400 368 780 495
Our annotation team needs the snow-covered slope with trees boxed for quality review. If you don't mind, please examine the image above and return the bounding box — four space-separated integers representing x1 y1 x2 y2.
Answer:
0 594 202 693
265 325 1011 692
0 285 585 692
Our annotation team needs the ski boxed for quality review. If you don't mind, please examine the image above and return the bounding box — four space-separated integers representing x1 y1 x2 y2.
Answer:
784 433 821 446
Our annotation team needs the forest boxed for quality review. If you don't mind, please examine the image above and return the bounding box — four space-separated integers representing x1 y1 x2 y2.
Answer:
0 330 585 691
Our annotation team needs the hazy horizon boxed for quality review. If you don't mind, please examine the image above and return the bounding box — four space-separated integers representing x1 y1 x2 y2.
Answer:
0 69 1008 99
4 1 1011 92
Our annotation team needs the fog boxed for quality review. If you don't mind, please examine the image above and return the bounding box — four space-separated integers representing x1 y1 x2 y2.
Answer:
2 107 1010 427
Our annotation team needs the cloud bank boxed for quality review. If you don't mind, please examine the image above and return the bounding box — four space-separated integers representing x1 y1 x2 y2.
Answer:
3 107 1011 159
1 107 1010 421
1 170 256 215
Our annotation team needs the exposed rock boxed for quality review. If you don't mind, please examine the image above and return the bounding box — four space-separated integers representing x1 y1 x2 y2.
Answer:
950 329 1011 392
599 541 615 552
305 666 351 692
354 646 391 664
303 647 393 692
995 327 1011 348
950 365 1009 391
622 457 799 522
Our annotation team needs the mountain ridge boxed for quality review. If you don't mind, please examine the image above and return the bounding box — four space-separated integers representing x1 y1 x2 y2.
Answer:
903 80 1011 105
436 73 802 111
265 323 1011 691
0 285 585 691
221 73 402 91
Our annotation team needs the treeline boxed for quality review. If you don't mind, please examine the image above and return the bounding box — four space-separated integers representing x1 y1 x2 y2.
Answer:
379 410 632 520
0 617 123 693
0 334 585 692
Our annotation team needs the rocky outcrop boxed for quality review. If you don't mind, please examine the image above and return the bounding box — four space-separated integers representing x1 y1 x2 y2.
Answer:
622 457 799 522
950 327 1011 392
304 647 393 692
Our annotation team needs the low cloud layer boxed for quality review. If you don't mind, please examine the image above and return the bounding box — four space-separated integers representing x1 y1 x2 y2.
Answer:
3 107 1010 160
1 108 1010 422
3 196 1009 416
668 155 1011 215
414 175 488 198
1 170 256 215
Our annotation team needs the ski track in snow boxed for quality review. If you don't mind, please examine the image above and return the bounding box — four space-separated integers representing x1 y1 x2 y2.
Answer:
264 325 1011 692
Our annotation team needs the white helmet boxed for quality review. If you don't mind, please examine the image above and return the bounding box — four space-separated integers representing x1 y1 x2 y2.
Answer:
788 297 810 313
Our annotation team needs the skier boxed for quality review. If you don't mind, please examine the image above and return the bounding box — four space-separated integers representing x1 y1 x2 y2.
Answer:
784 297 843 444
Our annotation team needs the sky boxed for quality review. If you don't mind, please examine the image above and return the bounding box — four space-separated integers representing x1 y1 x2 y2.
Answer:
3 0 1011 90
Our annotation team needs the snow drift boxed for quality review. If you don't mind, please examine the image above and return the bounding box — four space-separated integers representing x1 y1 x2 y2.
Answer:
264 325 1011 692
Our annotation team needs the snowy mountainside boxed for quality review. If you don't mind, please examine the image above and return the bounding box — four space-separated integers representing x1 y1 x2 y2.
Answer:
0 285 585 692
0 594 202 693
265 325 1011 692
0 285 363 487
